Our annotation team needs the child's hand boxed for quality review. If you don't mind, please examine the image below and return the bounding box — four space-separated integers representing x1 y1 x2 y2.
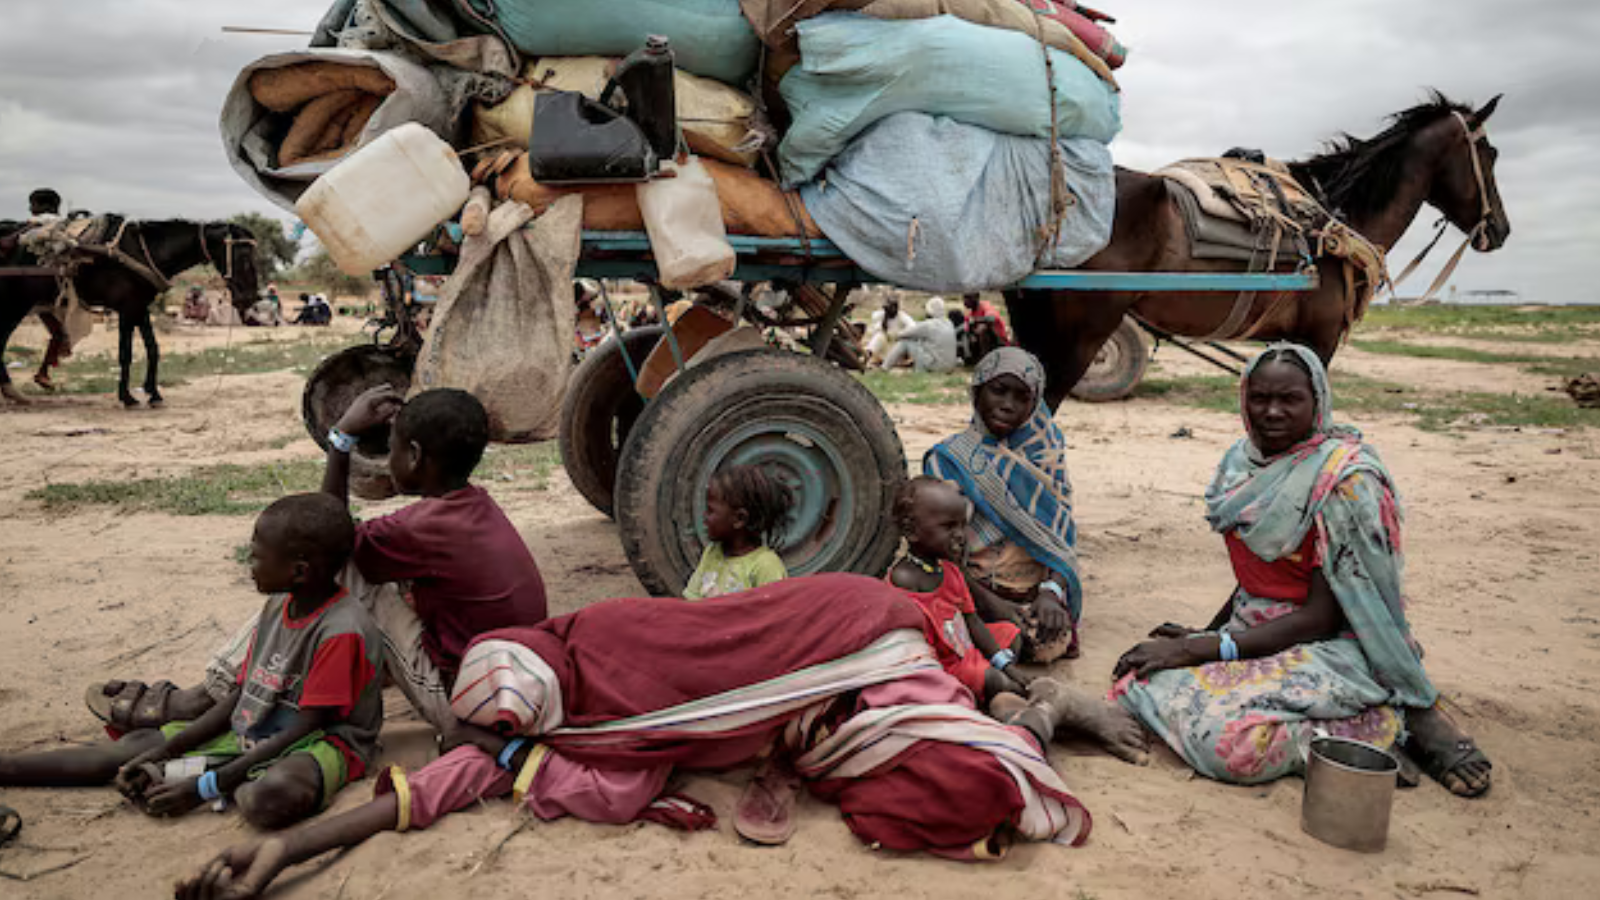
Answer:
175 838 287 900
334 385 404 436
144 775 205 818
1031 590 1070 644
114 753 165 801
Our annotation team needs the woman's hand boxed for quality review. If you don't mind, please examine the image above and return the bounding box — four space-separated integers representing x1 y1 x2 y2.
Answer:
1113 638 1201 680
333 385 403 436
1148 622 1203 640
174 839 289 900
1030 588 1070 644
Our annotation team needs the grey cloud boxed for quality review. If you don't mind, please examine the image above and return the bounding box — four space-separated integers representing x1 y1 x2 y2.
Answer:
1 0 1595 301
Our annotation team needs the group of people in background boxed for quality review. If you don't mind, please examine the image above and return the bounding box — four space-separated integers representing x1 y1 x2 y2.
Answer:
866 293 1014 374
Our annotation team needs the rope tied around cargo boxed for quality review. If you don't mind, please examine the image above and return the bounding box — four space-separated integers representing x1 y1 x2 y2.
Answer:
1027 1 1075 267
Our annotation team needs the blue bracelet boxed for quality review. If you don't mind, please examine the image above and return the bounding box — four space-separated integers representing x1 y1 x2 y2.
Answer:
498 738 528 772
990 648 1016 670
197 770 222 802
1218 632 1240 662
327 427 358 454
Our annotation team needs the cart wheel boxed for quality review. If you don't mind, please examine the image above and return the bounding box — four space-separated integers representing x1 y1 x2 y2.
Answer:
615 350 906 596
1068 317 1148 403
302 345 415 500
558 326 663 517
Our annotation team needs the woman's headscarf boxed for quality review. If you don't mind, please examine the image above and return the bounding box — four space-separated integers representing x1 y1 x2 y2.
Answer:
1205 343 1437 708
923 348 1081 618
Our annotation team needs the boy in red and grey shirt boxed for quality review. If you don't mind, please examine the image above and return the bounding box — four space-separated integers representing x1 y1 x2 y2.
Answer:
0 494 381 829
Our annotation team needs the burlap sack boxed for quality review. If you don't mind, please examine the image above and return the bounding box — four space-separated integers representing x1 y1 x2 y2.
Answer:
409 195 583 442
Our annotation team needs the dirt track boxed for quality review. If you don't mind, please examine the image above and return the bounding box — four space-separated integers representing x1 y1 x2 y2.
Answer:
2 321 1598 899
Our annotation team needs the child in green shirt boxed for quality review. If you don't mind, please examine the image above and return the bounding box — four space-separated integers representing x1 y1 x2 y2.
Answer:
683 465 793 599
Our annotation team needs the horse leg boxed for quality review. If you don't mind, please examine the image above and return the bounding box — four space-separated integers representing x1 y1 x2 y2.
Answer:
116 314 138 408
0 299 32 406
137 311 162 407
1007 288 1137 411
33 311 67 391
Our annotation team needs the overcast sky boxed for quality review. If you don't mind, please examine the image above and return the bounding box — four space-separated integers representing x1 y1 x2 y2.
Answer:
2 0 1595 302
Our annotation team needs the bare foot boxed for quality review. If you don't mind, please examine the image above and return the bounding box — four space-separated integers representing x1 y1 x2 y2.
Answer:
989 691 1028 721
1027 678 1150 766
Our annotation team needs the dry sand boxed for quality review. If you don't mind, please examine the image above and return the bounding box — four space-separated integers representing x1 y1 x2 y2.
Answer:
2 323 1599 899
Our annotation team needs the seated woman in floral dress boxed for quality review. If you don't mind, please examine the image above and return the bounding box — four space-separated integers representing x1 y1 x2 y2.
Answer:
1111 344 1491 796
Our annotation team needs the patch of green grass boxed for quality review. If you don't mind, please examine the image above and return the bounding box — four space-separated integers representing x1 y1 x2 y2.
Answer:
479 443 561 491
14 336 353 396
1362 304 1600 333
857 370 970 405
1351 340 1596 380
232 544 252 565
28 459 325 516
1136 372 1599 432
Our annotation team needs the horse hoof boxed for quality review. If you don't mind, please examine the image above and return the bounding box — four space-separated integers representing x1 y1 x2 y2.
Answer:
32 375 56 393
147 398 164 409
1 388 31 406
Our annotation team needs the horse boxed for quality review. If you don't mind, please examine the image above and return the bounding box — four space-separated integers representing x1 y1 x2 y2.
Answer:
0 219 260 408
1007 92 1512 410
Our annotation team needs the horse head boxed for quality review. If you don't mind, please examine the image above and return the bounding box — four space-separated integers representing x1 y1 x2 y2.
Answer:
1426 95 1510 252
203 221 262 315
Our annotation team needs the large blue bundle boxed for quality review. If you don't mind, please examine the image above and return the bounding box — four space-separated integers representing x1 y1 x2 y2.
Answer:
778 14 1121 187
491 0 760 85
801 112 1116 292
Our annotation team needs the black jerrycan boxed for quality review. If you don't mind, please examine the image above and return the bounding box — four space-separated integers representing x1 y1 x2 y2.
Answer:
602 35 678 162
528 91 657 183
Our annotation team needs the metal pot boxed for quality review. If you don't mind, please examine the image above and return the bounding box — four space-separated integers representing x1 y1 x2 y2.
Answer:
1300 735 1399 853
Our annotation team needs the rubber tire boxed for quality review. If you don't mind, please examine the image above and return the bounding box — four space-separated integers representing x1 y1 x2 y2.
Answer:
559 326 664 518
1069 317 1149 403
615 349 906 596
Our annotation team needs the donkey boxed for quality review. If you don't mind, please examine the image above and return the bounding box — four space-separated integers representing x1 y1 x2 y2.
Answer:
1008 92 1512 409
0 219 260 408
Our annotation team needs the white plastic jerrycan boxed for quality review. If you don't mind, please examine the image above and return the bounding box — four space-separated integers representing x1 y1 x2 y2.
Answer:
296 123 470 276
637 156 736 290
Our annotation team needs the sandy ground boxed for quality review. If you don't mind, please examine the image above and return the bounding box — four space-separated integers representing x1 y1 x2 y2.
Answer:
2 321 1599 900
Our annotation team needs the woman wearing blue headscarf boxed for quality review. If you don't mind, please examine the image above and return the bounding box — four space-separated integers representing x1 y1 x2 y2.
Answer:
925 348 1080 662
1111 344 1491 797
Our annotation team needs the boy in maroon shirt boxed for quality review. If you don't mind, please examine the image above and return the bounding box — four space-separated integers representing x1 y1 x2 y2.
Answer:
86 388 548 735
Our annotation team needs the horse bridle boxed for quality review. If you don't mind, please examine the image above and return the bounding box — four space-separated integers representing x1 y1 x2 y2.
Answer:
199 223 257 285
1386 112 1496 302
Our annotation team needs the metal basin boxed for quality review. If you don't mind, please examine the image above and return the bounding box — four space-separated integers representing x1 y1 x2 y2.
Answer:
1301 736 1399 853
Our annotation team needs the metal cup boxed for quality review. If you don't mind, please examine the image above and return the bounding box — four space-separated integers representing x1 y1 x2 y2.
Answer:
1300 735 1399 853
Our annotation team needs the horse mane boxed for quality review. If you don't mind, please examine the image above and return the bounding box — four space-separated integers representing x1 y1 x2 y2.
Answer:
1291 90 1472 220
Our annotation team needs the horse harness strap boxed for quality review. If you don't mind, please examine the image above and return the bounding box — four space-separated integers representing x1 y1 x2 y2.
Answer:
198 223 257 282
1387 112 1492 304
78 219 172 292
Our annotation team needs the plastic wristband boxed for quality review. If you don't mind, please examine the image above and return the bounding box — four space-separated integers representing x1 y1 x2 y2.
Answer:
498 737 528 772
1218 631 1240 662
197 770 222 802
327 427 358 454
990 648 1016 670
1038 581 1065 602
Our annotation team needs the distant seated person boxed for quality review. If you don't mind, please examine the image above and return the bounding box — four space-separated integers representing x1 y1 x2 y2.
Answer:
864 298 915 366
181 287 211 323
960 293 1011 366
244 285 283 327
293 293 331 326
84 388 549 739
0 494 382 831
684 465 793 600
881 297 958 374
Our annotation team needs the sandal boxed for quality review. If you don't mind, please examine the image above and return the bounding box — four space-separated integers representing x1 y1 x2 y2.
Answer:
0 804 20 849
84 680 178 732
1403 727 1492 798
734 757 801 846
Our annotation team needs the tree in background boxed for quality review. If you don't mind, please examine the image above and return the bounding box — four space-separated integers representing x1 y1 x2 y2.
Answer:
227 212 298 283
297 246 373 300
